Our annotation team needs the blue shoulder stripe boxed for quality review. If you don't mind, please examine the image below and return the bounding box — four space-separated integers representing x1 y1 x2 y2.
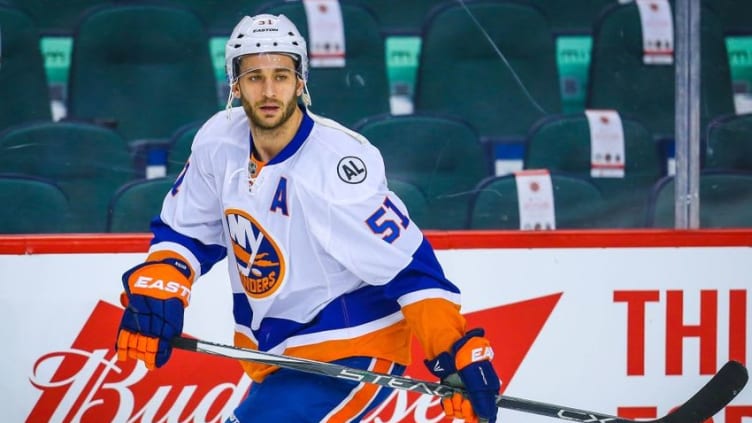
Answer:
150 217 227 275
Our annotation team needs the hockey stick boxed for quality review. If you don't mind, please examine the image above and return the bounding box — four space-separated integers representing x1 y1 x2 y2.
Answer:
172 336 747 423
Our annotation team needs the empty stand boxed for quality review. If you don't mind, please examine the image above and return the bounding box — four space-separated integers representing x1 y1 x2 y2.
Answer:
587 1 735 140
648 170 752 228
0 4 51 131
4 1 110 115
532 0 616 35
707 0 752 34
467 173 606 229
354 0 439 35
67 3 219 142
256 0 391 127
355 0 438 109
2 1 743 234
523 113 662 227
355 113 488 229
414 0 561 144
705 113 752 171
0 174 69 233
0 121 134 232
4 0 108 34
107 177 174 232
530 0 615 112
178 0 266 34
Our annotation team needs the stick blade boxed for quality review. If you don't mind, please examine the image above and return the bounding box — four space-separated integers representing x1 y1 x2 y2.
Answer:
657 360 748 423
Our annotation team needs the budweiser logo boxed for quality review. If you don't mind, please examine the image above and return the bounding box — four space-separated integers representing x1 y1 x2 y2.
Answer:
28 302 248 423
28 295 560 422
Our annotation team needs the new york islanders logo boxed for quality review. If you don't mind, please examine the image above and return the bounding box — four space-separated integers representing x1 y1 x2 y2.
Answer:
226 209 286 300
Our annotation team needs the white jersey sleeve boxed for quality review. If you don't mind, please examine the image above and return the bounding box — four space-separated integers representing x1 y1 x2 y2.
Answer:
292 116 460 305
149 112 242 275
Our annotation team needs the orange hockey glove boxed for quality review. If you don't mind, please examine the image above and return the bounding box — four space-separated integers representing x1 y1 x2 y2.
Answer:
116 257 193 370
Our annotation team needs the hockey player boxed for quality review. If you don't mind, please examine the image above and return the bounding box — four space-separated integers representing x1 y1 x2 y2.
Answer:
116 13 500 423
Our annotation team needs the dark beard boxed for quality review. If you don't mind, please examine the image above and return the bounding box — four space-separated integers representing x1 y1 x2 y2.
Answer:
243 97 299 130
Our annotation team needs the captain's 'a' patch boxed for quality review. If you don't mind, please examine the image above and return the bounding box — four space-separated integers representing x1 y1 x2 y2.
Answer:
337 156 367 184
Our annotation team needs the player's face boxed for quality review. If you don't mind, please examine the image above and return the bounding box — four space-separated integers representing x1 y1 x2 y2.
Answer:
234 53 303 130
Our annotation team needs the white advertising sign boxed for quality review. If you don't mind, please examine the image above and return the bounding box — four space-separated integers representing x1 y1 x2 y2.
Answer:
303 0 346 68
586 109 626 178
515 170 556 231
0 241 750 422
636 0 674 65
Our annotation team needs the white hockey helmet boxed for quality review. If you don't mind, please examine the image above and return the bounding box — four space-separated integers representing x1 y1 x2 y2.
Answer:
225 14 309 84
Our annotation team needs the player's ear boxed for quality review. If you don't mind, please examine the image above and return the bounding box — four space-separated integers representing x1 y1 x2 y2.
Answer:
231 82 241 99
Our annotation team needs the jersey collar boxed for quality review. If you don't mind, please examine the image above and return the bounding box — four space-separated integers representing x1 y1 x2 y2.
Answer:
249 105 314 165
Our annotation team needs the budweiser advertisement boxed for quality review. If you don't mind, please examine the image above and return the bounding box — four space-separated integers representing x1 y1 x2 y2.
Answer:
0 231 750 423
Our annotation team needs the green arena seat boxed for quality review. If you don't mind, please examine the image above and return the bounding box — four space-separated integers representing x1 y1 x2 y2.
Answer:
355 113 489 229
531 0 615 112
0 4 51 131
353 0 439 35
705 113 752 171
706 0 752 33
67 3 219 142
4 0 107 34
648 170 752 228
524 113 663 227
532 0 616 34
414 0 560 144
587 1 735 140
0 121 134 232
108 177 175 232
0 174 69 233
467 173 606 229
179 0 267 34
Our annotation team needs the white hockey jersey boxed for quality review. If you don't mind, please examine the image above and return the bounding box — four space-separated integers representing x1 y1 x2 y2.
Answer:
150 107 463 381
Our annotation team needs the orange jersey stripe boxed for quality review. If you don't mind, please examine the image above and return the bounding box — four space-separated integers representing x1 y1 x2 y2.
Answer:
233 333 263 379
324 358 394 422
234 298 466 382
